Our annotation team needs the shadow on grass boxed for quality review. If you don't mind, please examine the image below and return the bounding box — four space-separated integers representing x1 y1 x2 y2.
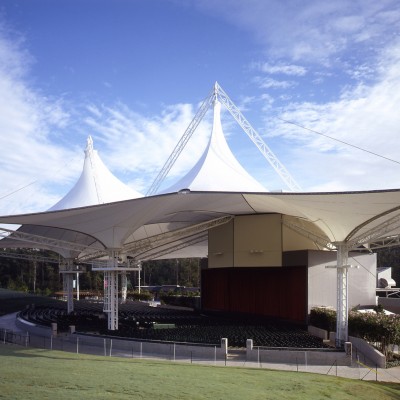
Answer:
0 344 171 366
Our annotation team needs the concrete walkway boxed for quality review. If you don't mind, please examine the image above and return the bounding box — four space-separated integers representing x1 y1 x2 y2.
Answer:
0 312 24 332
221 352 400 383
1 312 400 384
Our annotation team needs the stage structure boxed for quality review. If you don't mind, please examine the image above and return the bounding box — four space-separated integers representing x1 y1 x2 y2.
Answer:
1 136 144 317
52 136 143 318
90 253 141 330
147 82 300 195
1 84 400 348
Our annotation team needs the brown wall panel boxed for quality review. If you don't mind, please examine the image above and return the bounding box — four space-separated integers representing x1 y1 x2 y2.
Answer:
201 266 307 323
201 268 229 310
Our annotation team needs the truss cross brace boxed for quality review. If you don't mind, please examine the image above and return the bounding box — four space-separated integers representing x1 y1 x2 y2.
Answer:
60 259 75 314
325 242 358 348
146 82 300 195
121 272 128 303
335 243 350 348
103 250 119 330
215 83 301 191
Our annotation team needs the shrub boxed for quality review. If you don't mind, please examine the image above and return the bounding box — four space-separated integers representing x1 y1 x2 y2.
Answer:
127 290 153 301
309 307 336 332
310 307 400 357
349 311 400 356
159 293 199 308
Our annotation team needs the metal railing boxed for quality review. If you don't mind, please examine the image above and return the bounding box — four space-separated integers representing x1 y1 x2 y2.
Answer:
1 327 399 383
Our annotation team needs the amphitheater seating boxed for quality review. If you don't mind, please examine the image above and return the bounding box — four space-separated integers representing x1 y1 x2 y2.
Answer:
19 300 328 349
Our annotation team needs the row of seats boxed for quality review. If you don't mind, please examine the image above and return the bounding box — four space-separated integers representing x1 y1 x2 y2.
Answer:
19 301 327 349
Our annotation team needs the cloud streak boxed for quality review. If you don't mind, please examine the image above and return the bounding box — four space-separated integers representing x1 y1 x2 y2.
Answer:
193 0 400 64
265 40 400 191
1 1 400 216
0 24 80 215
83 101 213 193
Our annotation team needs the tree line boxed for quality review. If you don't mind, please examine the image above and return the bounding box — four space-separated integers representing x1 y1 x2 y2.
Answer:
1 247 399 295
0 249 201 295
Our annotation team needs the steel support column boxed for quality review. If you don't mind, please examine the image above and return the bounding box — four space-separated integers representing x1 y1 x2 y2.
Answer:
336 243 349 348
104 270 118 330
138 262 141 294
121 272 127 303
63 274 74 314
103 250 119 331
76 272 80 301
61 259 74 314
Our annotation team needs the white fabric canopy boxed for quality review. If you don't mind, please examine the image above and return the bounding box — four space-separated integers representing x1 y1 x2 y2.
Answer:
1 189 400 260
50 136 142 211
161 100 267 193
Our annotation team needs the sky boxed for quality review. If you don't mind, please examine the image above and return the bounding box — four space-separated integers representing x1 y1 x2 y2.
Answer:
0 0 400 215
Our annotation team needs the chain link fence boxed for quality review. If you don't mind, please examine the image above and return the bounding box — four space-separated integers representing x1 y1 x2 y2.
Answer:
2 326 400 382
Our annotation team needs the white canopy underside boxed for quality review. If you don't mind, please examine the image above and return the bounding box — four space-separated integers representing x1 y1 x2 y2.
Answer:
1 189 400 260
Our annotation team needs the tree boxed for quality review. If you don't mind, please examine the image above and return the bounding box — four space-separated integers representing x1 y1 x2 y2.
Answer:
376 246 400 285
140 258 200 288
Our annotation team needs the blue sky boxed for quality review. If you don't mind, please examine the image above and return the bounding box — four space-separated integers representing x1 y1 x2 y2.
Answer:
1 0 400 215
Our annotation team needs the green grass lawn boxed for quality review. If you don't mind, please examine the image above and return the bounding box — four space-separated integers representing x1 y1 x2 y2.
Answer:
0 345 399 400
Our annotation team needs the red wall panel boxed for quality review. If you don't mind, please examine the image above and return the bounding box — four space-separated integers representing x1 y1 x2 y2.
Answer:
201 266 307 323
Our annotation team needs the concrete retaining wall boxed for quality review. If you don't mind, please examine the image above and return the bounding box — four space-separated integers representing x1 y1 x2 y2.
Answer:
246 339 349 366
16 316 53 338
349 335 386 368
15 314 385 367
308 325 328 340
328 332 386 368
74 334 228 360
15 316 228 360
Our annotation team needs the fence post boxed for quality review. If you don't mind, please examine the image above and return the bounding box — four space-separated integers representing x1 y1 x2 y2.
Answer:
109 339 112 357
214 346 217 365
50 335 53 350
140 342 142 358
104 338 106 357
173 343 176 361
304 351 308 371
3 329 6 344
76 336 79 354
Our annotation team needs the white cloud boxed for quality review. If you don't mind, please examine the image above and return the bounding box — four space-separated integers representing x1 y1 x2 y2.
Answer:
0 24 80 215
0 24 32 79
254 62 307 76
2 0 399 215
192 0 400 64
84 101 213 194
265 40 400 191
344 63 377 81
256 77 295 90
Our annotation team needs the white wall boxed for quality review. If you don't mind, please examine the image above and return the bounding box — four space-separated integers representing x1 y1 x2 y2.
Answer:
376 267 396 288
308 251 377 312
